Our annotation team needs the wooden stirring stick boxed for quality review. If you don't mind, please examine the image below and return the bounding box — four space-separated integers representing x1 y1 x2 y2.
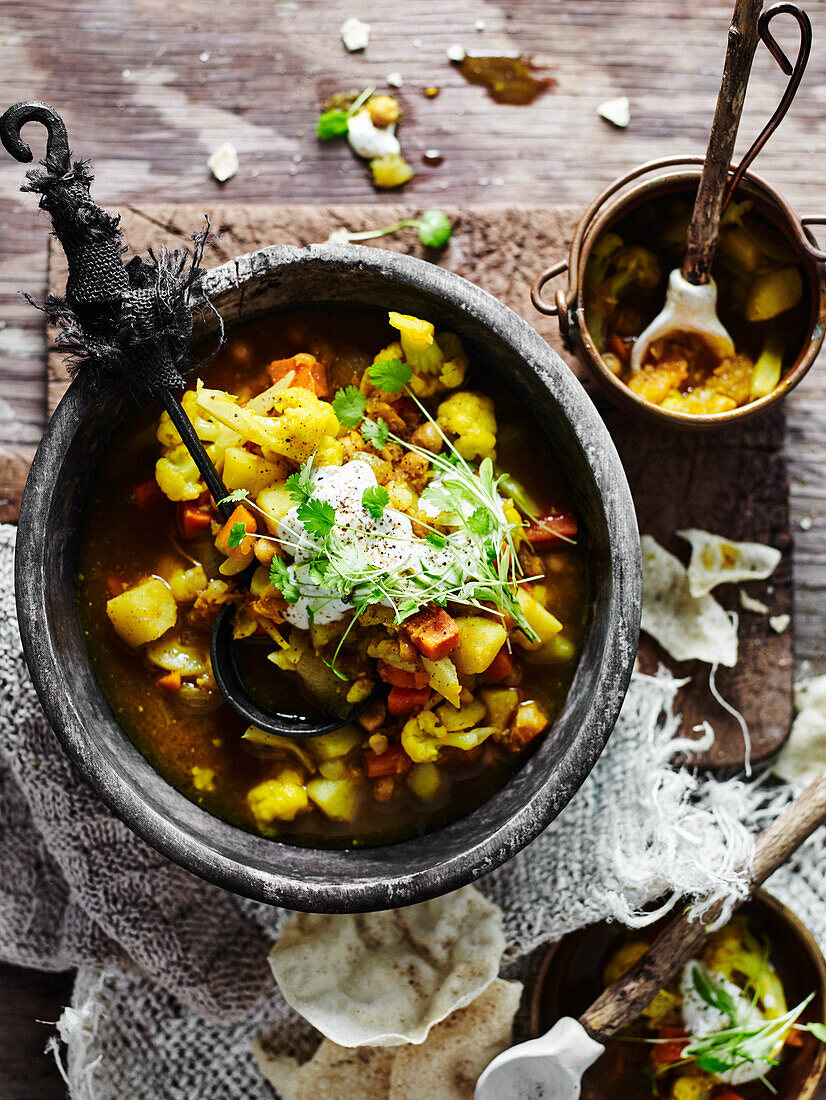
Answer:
580 769 826 1041
683 0 764 284
629 0 764 373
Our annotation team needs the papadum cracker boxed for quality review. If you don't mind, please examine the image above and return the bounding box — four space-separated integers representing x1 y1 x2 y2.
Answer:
252 1037 394 1100
677 529 781 598
641 535 738 667
252 979 521 1100
774 674 826 786
268 885 504 1047
388 978 522 1100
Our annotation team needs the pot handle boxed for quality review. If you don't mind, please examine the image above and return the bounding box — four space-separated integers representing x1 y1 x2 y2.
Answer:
723 3 812 209
530 259 569 318
798 215 826 262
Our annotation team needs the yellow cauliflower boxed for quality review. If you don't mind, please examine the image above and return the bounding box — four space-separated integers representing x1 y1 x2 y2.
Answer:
155 442 216 501
437 391 497 461
402 710 447 763
157 387 241 450
385 314 468 396
247 768 308 826
196 384 340 464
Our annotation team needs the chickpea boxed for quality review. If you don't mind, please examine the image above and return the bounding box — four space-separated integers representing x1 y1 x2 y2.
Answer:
254 540 277 566
410 421 443 453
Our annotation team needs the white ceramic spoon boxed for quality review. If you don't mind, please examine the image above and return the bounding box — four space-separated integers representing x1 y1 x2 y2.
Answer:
476 767 826 1100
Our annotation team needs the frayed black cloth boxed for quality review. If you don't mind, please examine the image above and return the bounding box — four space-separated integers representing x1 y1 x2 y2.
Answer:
22 145 220 397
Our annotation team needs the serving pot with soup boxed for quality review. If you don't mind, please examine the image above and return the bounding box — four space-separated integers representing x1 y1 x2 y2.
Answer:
17 246 641 910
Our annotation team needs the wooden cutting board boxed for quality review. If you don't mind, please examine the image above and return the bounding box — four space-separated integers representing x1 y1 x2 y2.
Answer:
42 202 792 769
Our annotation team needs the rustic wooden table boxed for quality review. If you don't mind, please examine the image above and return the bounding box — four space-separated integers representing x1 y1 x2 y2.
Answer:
2 1 826 1096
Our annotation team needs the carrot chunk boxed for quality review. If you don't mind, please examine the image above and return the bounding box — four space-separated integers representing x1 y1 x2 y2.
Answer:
483 646 514 684
269 353 329 397
178 502 212 538
522 513 578 548
130 479 161 508
364 742 413 778
156 670 182 692
651 1027 688 1066
405 606 459 661
377 661 430 690
216 504 257 557
386 685 432 716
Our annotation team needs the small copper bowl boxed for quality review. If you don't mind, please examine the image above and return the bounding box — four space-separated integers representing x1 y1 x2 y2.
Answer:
530 890 826 1100
532 156 826 430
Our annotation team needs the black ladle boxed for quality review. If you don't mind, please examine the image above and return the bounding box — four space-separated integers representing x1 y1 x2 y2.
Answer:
1 100 374 739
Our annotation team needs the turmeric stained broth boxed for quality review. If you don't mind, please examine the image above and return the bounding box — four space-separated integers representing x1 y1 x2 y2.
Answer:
76 306 588 847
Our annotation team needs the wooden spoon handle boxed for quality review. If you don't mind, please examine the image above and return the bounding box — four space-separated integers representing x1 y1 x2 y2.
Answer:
579 769 826 1042
683 0 764 284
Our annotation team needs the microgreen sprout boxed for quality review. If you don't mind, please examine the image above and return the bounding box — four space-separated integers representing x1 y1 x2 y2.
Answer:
327 209 453 250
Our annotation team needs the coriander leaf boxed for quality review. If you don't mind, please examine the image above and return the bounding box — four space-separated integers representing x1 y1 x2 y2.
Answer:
307 557 330 586
217 488 249 505
466 507 492 536
227 521 248 550
417 209 452 249
269 557 300 603
317 109 350 140
285 460 315 506
331 384 367 428
361 416 389 449
297 497 337 539
362 484 390 519
426 532 447 549
368 357 412 393
806 1023 826 1043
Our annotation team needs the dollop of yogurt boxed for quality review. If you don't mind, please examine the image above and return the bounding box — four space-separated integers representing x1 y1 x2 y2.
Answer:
276 460 448 630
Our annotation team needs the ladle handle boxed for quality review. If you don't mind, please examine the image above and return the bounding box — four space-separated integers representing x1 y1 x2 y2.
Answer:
579 768 826 1042
683 0 764 284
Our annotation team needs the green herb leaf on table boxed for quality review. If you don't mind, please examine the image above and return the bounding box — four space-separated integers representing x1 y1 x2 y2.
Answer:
269 557 300 604
285 460 315 506
362 484 390 519
417 209 453 249
368 358 412 393
227 522 248 550
361 416 389 449
317 109 350 140
332 385 367 428
217 488 249 505
297 497 337 540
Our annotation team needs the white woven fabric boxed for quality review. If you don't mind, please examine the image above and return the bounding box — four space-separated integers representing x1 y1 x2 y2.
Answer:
0 523 823 1099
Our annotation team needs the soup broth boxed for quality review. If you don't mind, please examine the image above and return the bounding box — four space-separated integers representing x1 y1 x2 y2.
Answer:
76 305 588 847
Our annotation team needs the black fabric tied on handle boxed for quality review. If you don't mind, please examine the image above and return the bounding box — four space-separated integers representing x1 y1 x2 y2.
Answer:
0 100 220 399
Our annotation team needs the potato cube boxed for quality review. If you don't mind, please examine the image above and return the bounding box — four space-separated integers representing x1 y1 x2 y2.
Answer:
222 447 283 495
256 485 294 532
309 725 363 761
452 616 508 676
514 588 563 650
407 763 444 803
307 776 361 821
106 577 177 648
480 687 520 731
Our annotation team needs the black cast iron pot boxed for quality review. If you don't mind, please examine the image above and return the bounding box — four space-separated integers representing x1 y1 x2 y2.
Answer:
15 245 641 912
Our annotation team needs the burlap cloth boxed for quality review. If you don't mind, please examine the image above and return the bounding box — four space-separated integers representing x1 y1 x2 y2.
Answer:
0 523 823 1098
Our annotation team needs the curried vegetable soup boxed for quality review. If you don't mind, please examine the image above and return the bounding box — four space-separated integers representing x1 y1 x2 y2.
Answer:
76 305 588 847
583 187 813 414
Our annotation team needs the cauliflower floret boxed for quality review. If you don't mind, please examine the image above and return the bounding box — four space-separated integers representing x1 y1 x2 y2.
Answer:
401 709 447 763
437 391 497 461
247 768 309 826
385 315 468 395
157 388 241 450
196 384 340 464
155 443 211 501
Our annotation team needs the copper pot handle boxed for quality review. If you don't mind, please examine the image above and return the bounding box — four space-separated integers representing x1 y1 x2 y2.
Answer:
530 259 569 317
798 215 826 262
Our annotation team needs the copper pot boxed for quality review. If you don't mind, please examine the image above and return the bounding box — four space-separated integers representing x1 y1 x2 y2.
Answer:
531 156 826 429
529 889 826 1100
